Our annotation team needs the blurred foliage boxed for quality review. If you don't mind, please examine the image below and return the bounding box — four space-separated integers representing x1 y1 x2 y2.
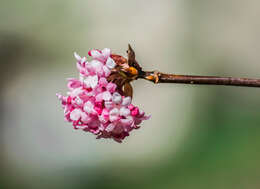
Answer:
1 0 260 189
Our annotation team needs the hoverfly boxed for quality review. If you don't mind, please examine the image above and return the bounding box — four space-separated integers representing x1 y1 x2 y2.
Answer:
108 44 143 98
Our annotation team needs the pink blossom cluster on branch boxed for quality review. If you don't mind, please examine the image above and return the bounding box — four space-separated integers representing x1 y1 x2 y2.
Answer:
57 48 149 142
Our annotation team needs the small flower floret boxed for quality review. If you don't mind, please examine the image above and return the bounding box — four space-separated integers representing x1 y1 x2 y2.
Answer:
57 48 149 142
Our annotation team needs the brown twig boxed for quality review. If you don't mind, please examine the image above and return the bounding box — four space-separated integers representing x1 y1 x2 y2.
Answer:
138 71 260 88
119 44 260 88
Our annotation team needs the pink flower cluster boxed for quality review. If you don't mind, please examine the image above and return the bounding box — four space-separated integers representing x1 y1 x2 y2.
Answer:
57 48 150 142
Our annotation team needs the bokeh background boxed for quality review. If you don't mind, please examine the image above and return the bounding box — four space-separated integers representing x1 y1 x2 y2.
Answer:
1 0 260 188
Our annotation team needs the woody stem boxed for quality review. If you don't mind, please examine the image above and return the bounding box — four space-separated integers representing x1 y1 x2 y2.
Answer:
138 71 260 88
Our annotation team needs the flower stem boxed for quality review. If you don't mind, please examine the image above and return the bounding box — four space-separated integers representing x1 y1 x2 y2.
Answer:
139 71 260 88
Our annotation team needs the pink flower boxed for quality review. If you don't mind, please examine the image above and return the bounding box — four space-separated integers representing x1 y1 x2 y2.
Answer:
57 48 150 142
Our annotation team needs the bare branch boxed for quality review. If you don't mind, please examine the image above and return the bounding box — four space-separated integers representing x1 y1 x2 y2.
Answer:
138 71 260 88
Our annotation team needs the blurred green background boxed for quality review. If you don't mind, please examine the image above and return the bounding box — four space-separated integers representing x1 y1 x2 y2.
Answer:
1 0 260 188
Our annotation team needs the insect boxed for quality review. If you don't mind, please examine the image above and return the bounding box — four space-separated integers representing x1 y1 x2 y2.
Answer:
108 44 143 98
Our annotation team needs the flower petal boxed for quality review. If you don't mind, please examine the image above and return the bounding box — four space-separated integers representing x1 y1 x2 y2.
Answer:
102 48 111 60
99 77 108 86
120 116 133 126
106 83 117 93
67 78 81 90
103 91 112 101
99 108 109 123
84 75 98 89
106 123 115 132
90 75 98 88
120 107 130 117
81 112 92 124
95 93 103 102
106 57 116 69
70 87 83 97
81 56 86 64
89 49 104 62
74 97 83 105
83 101 95 114
74 52 81 61
122 97 131 106
70 109 82 121
91 60 104 73
112 92 122 104
103 65 111 77
109 108 119 122
104 101 113 109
